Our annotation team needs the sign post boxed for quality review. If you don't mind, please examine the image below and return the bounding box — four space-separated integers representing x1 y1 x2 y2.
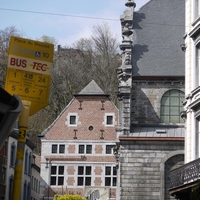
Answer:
5 36 54 116
5 36 54 200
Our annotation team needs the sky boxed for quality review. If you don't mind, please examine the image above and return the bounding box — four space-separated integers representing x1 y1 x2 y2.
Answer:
0 0 149 47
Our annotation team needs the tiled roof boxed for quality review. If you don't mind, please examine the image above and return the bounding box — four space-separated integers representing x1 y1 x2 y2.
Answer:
78 80 106 95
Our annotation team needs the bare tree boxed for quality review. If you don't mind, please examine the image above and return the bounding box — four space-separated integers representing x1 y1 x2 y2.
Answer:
0 24 121 152
73 23 121 104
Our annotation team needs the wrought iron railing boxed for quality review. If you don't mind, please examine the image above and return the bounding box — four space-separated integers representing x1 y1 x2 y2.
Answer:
169 157 200 189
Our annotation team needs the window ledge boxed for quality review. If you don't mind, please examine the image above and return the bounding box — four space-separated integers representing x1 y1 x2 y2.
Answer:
192 16 200 27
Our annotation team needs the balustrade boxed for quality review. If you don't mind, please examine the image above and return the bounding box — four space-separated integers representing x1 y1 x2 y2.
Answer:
169 158 200 189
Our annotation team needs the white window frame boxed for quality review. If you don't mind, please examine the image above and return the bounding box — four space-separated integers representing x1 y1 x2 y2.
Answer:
51 144 58 154
195 0 200 19
195 117 200 158
104 165 117 187
78 144 92 154
77 166 92 186
67 113 78 126
50 165 65 186
104 113 115 127
195 45 200 88
51 144 65 154
105 145 114 154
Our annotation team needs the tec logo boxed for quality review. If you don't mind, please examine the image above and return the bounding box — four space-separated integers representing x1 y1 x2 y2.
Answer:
35 51 41 57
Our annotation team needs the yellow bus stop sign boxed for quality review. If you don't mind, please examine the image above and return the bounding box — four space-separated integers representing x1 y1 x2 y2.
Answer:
5 36 54 116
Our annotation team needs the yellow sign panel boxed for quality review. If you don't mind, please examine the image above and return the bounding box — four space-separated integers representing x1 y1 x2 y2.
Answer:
5 36 54 116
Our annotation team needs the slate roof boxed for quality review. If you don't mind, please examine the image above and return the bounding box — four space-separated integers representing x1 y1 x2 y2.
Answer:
129 125 184 138
77 80 107 96
132 0 185 76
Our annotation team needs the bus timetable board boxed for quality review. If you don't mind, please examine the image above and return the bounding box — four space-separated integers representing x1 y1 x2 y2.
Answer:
5 36 54 116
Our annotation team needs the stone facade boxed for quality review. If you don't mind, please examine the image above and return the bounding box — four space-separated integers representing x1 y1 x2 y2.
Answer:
120 140 184 200
131 80 185 124
117 0 185 200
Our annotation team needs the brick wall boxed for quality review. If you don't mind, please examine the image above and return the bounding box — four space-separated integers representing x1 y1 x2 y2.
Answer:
46 96 118 141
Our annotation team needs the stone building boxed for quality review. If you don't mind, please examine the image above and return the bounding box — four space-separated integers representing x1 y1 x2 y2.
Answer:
0 129 40 200
39 80 119 200
169 0 200 199
116 0 185 199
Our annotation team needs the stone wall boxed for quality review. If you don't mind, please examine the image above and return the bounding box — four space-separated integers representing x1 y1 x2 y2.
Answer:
131 80 185 124
119 140 184 200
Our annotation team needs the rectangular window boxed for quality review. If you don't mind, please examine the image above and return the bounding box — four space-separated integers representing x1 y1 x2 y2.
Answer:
79 145 85 154
9 177 14 200
105 113 114 126
78 166 84 175
85 177 91 186
86 166 91 175
70 116 76 125
50 166 64 186
195 0 200 19
52 144 65 154
58 166 64 175
78 177 83 186
79 145 92 154
77 166 92 186
196 118 200 159
106 116 113 125
59 145 65 153
196 46 200 87
52 145 57 154
105 166 111 175
50 177 56 186
113 177 117 186
106 145 113 154
86 145 92 154
105 177 111 186
51 166 57 175
105 166 117 187
68 113 78 126
2 167 6 184
58 177 64 185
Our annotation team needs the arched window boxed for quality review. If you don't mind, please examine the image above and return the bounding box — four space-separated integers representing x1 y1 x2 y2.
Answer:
10 142 16 167
23 181 27 200
9 175 14 200
27 182 31 199
25 150 28 173
28 152 32 175
160 90 184 123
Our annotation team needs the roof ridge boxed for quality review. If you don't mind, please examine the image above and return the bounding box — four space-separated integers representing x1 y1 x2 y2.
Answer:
78 80 105 95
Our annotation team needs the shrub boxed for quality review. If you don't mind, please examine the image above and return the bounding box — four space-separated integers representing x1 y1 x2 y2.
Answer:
53 194 86 200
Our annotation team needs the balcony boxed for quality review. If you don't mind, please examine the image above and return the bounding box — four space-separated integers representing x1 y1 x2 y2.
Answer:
169 157 200 199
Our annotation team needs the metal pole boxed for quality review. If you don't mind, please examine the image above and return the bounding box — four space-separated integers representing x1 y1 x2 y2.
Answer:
12 100 31 200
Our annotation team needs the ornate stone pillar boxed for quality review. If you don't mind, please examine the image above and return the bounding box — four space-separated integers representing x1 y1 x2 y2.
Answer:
117 0 135 136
